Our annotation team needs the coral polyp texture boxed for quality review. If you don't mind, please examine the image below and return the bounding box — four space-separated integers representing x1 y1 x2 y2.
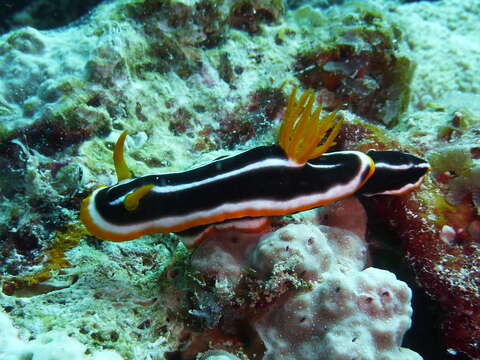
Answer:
1 0 480 359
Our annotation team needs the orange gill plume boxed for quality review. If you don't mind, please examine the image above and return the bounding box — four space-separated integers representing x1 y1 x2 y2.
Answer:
279 87 342 164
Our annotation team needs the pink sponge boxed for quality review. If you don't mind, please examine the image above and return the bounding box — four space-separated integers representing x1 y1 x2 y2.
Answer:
248 222 420 359
188 200 421 359
254 267 420 360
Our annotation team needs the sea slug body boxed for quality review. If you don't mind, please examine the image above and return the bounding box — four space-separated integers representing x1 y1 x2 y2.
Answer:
80 89 430 242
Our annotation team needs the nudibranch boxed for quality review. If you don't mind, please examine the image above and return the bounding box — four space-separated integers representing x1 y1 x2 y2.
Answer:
80 88 430 242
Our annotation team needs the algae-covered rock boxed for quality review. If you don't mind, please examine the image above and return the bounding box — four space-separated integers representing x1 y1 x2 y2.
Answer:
293 3 415 126
0 0 479 359
230 0 285 34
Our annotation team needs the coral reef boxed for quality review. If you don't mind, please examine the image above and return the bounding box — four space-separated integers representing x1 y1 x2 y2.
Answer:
0 0 479 358
198 350 242 360
335 107 480 358
230 0 285 34
293 3 414 126
429 147 480 213
365 176 480 359
165 199 421 359
1 223 86 296
0 308 123 360
250 223 417 360
255 268 419 360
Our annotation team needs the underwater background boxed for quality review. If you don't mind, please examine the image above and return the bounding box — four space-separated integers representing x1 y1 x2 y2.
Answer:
0 0 479 359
